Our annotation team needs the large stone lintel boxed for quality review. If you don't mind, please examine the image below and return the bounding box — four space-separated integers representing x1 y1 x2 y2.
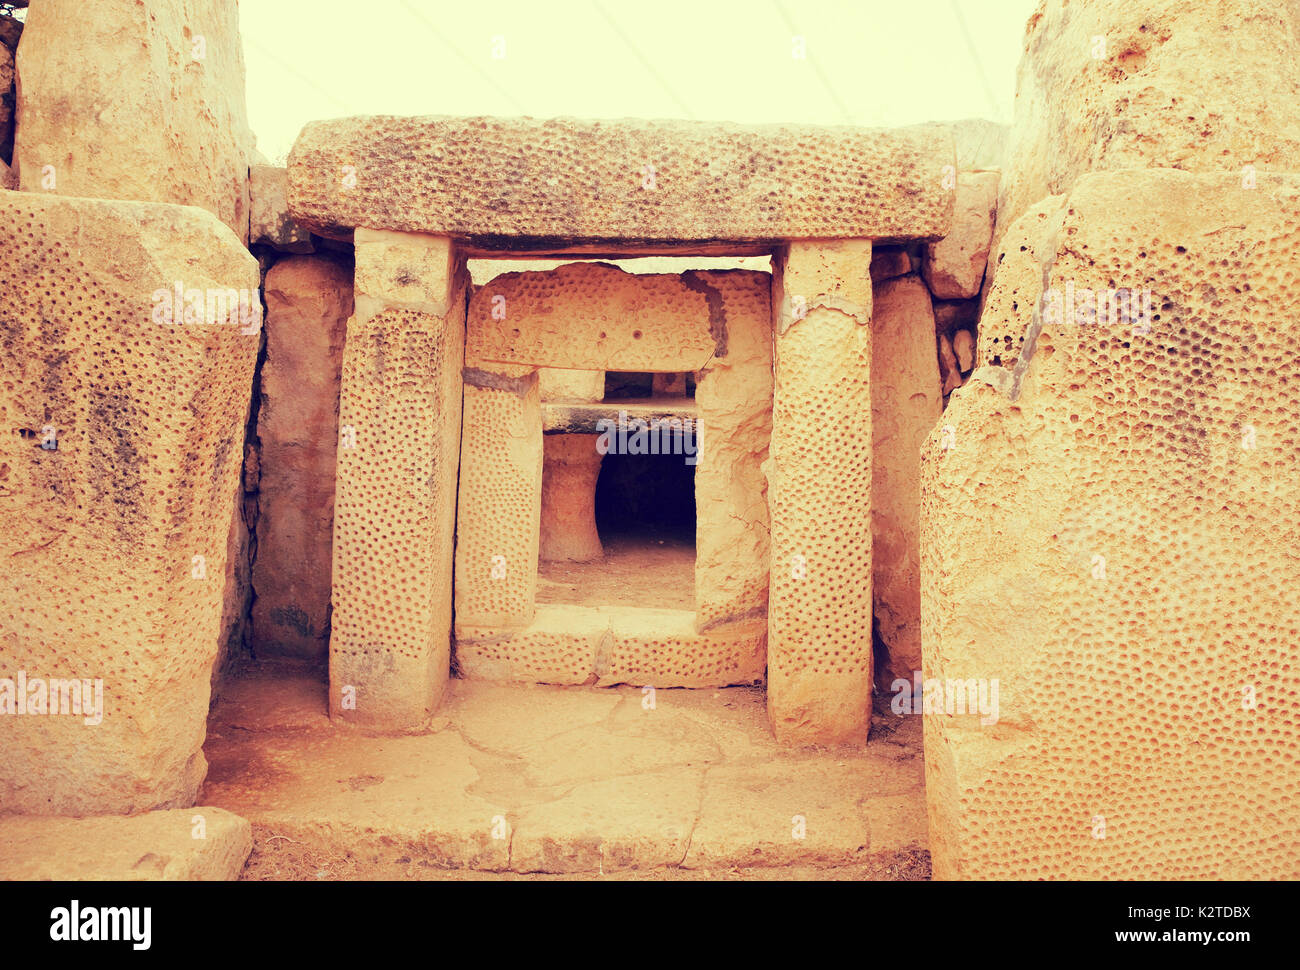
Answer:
288 115 955 245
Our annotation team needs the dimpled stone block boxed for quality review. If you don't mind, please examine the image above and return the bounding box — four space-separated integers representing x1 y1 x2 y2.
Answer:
871 275 941 685
467 263 719 372
692 270 773 632
601 609 765 688
455 605 606 685
454 606 765 688
0 190 259 814
330 231 468 728
15 0 255 242
997 0 1300 250
767 240 874 746
454 367 543 628
288 116 954 246
923 170 1300 879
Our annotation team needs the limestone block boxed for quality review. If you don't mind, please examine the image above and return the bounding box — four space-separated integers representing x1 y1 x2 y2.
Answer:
977 195 1067 370
871 276 941 686
692 270 773 631
330 232 467 728
602 609 765 688
870 247 912 282
539 368 604 403
923 172 999 299
997 0 1300 249
945 118 1009 172
249 165 313 253
15 0 255 242
952 329 975 372
767 240 875 746
0 190 259 814
454 366 542 629
937 334 960 396
454 606 765 688
539 434 604 564
455 604 607 685
467 263 721 372
251 255 353 661
923 170 1300 879
288 116 954 245
0 808 252 880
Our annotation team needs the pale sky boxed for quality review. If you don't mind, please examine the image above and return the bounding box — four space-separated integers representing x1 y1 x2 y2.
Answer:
241 0 1040 164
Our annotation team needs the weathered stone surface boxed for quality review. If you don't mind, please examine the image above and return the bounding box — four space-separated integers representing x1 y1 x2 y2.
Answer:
330 230 468 727
692 270 772 632
455 605 765 688
871 276 941 686
937 334 961 396
923 170 1300 879
538 367 604 403
0 190 260 814
977 195 1065 370
288 116 954 245
0 808 252 880
997 0 1300 248
870 247 913 282
931 297 980 337
467 263 726 373
952 329 975 372
251 255 353 661
0 40 13 162
0 156 15 190
924 172 998 299
767 241 874 746
455 366 543 629
15 0 255 242
203 674 927 878
249 165 313 252
539 434 603 563
946 118 1009 172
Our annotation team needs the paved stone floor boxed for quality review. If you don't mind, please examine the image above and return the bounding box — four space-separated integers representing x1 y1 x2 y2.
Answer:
200 664 930 880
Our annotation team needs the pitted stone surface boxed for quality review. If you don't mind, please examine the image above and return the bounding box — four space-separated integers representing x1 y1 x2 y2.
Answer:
997 0 1300 249
467 262 722 372
767 240 875 746
330 233 468 728
923 170 1300 879
288 115 954 244
0 190 259 814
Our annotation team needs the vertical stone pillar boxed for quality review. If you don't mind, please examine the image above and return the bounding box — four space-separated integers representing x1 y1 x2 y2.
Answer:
330 229 468 728
540 434 605 563
538 368 605 564
453 365 543 628
766 241 875 746
693 271 773 632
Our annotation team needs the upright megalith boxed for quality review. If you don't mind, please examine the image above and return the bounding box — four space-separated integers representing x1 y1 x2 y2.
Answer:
0 190 260 814
923 170 1300 878
14 0 255 241
767 241 876 746
330 229 469 728
251 255 353 662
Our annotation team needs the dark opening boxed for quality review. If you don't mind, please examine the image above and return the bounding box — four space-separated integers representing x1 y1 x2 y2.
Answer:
594 445 696 546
